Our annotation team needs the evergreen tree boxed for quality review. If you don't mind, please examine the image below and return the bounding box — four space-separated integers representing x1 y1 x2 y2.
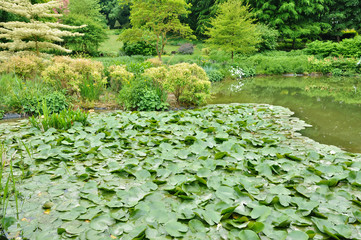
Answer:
0 0 84 55
247 0 331 47
206 0 260 61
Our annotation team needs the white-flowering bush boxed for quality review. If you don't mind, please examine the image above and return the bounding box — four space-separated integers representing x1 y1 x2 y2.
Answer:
0 0 84 55
229 66 245 79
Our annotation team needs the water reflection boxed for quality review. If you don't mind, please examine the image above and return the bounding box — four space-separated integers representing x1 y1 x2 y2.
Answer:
211 76 361 153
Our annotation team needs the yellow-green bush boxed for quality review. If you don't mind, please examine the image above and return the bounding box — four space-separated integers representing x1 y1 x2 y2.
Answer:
145 58 163 67
42 57 106 95
143 66 168 86
108 65 134 92
143 63 211 106
0 54 48 79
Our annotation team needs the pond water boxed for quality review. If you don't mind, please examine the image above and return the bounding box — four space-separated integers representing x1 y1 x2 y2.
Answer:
211 76 361 153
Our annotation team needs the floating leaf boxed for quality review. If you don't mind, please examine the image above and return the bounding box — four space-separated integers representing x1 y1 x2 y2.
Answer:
239 230 260 240
164 221 188 237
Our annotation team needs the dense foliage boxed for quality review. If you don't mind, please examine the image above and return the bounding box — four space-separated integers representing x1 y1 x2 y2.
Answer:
119 0 194 61
1 104 361 239
305 36 361 58
0 0 84 56
144 63 211 106
121 41 157 56
206 0 260 60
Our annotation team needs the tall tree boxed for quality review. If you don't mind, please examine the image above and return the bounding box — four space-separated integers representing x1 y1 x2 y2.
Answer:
247 0 331 47
206 0 260 61
99 0 130 29
119 0 194 61
0 0 84 55
62 0 108 54
184 0 216 37
323 0 361 41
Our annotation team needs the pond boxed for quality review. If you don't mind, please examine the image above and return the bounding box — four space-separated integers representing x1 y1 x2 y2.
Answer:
211 76 361 153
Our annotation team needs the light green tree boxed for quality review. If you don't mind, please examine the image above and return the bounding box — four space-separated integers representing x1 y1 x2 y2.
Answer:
0 0 84 56
119 0 194 61
206 0 260 61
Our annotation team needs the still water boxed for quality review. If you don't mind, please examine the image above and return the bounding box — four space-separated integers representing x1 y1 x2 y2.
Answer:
211 76 361 153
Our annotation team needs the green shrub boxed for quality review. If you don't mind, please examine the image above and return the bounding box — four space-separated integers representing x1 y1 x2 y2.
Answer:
144 63 211 106
308 56 361 74
22 91 69 116
0 110 4 120
108 65 134 92
205 69 224 82
305 40 339 58
63 14 108 56
118 76 168 111
234 52 311 75
126 61 153 74
338 36 361 58
305 37 361 58
29 102 89 131
42 56 106 97
332 68 343 76
309 57 361 75
122 41 157 56
0 54 49 79
256 24 279 51
209 49 230 63
0 74 54 114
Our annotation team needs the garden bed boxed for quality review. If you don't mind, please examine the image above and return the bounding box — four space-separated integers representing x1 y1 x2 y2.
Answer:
1 104 361 239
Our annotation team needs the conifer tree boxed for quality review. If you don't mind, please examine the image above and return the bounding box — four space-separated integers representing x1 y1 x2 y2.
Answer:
0 0 84 55
206 0 260 61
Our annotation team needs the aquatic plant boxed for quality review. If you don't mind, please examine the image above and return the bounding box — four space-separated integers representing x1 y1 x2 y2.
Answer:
29 101 88 131
0 104 360 239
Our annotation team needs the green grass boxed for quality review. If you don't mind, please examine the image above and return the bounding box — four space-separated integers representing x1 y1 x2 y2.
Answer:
98 30 123 55
97 29 205 61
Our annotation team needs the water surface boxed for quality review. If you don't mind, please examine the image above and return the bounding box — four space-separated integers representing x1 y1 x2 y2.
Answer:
211 76 361 153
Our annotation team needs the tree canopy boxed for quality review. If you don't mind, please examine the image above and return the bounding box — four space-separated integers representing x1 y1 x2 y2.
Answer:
119 0 194 61
206 0 260 60
247 0 331 45
0 0 84 55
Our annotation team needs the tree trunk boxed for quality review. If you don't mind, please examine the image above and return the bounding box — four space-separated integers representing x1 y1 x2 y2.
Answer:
337 35 341 43
155 44 162 62
231 51 234 62
292 39 296 49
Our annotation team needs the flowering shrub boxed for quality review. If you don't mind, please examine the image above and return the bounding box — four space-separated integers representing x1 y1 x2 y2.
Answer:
108 65 134 92
144 63 211 106
0 54 48 79
42 57 106 97
229 66 245 79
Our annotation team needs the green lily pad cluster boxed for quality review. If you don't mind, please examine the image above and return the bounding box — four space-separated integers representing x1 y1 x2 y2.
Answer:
1 104 361 239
